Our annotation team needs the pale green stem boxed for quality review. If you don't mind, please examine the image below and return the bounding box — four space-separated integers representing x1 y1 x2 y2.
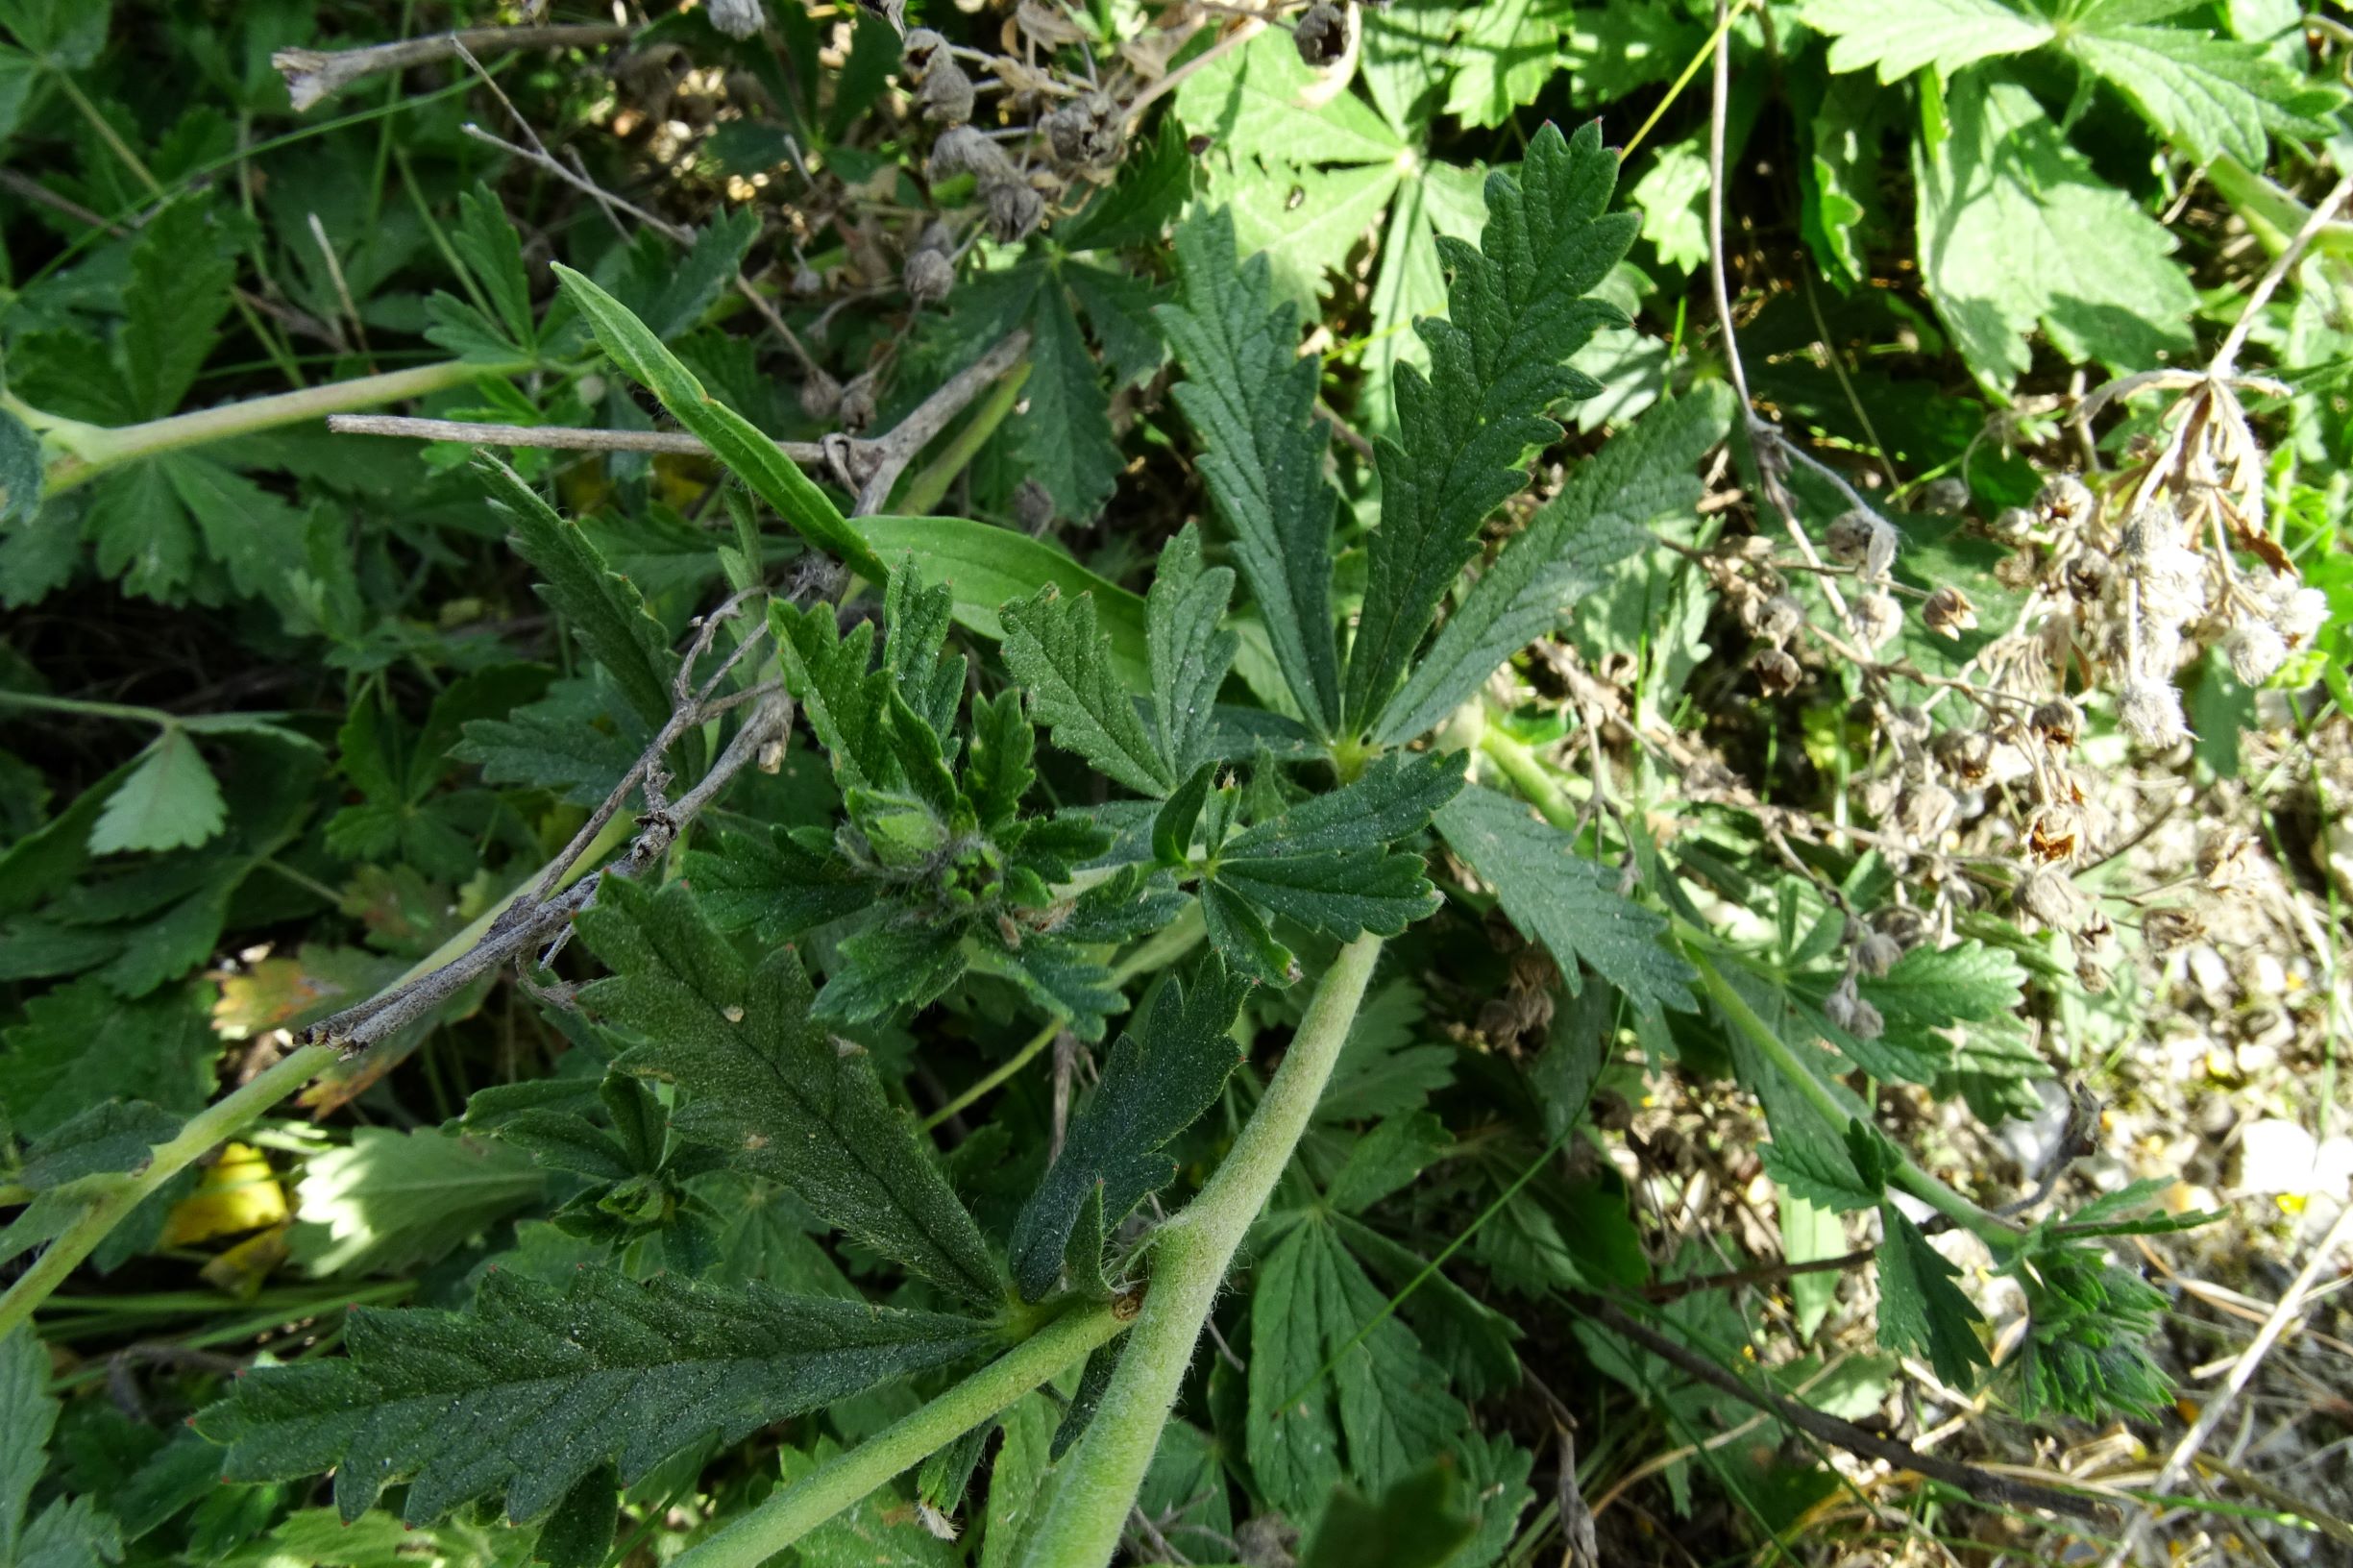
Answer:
0 691 177 727
1686 943 2018 1244
673 1300 1132 1568
36 359 514 493
893 361 1030 517
1014 932 1387 1568
1477 726 1583 828
0 813 633 1336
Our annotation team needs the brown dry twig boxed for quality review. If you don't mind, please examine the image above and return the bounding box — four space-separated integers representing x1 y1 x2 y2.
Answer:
273 24 633 111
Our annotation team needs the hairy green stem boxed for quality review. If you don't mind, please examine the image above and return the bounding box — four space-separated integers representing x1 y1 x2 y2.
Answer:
1015 932 1387 1568
0 813 632 1336
1477 726 1586 826
0 1041 333 1341
1686 944 2017 1242
34 359 515 493
673 1300 1132 1568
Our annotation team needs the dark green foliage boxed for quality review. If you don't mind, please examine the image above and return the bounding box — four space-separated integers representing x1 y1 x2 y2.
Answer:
576 875 1007 1309
195 1268 994 1525
1345 120 1638 735
1157 209 1344 738
1008 960 1251 1300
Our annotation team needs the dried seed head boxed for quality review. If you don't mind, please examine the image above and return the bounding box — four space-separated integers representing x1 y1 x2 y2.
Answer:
1826 509 1877 562
903 245 955 305
1885 703 1932 746
1012 478 1055 531
707 0 765 39
1294 1 1350 64
900 26 947 72
2029 698 2081 748
1898 783 1958 843
1824 975 1884 1040
2036 473 2094 526
1991 505 2037 542
2223 622 2287 686
2016 866 2090 932
917 60 974 124
1859 774 1902 821
928 125 1011 183
1755 593 1802 645
1850 591 1902 650
789 260 823 296
1856 932 1904 978
1918 476 1971 515
1042 93 1122 170
2063 547 2112 599
2026 804 2083 863
2277 584 2329 643
838 373 878 433
1922 584 1978 639
1870 903 1927 949
2116 676 2187 748
2116 505 2184 563
2141 905 2203 952
798 368 844 423
1752 647 1802 694
1931 727 1993 783
1864 518 1900 580
981 176 1045 242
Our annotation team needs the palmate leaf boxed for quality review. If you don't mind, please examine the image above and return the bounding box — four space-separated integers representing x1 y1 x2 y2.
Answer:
1434 786 1693 1013
576 877 1006 1308
1375 386 1732 746
1157 209 1343 738
1146 525 1238 782
1 1327 121 1568
88 727 227 856
195 1268 993 1526
1008 959 1250 1301
1345 119 1638 737
1798 0 2050 82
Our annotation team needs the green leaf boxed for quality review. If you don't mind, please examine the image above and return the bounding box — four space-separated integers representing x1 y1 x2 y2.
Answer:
87 727 226 856
1914 73 2198 388
1145 525 1238 781
1300 1462 1476 1568
1756 1139 1880 1213
1174 28 1402 166
450 183 535 349
477 458 677 730
771 601 895 793
1364 162 1489 439
1158 209 1343 737
1434 786 1693 1013
551 262 891 583
285 1127 546 1277
849 516 1150 693
577 877 1005 1308
1443 0 1566 129
1008 959 1249 1300
1058 117 1194 253
1347 120 1638 735
0 976 218 1143
1 1326 124 1568
1248 1219 1466 1521
1800 0 2051 82
2067 23 2320 167
1321 980 1455 1121
1375 386 1731 746
614 206 760 341
0 406 40 527
1324 1113 1449 1214
1000 584 1172 797
1875 1206 1990 1389
195 1268 993 1526
1007 282 1119 522
1208 751 1462 953
121 201 235 418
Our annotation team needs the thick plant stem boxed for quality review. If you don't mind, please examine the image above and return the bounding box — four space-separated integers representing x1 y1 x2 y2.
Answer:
673 1300 1132 1568
1015 933 1387 1568
1478 727 1584 827
35 359 512 493
1686 945 2019 1243
0 813 630 1336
